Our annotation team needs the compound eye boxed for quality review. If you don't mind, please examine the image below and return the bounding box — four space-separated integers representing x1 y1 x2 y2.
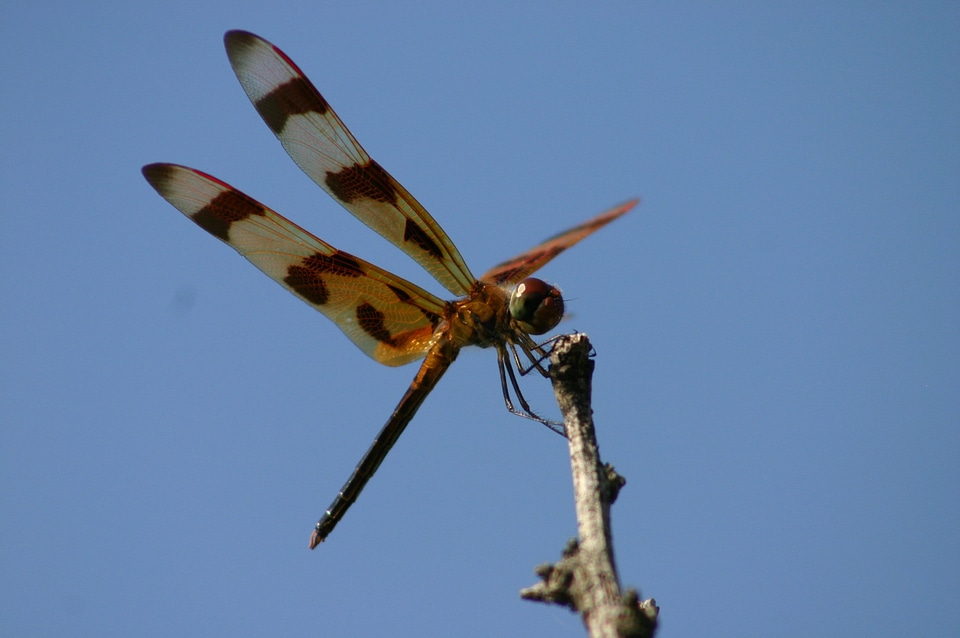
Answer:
509 277 564 335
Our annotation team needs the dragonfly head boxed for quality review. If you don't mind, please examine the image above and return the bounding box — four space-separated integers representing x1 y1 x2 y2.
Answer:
509 277 564 335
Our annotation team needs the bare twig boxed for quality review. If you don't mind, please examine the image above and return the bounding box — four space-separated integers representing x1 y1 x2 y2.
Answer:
520 333 658 638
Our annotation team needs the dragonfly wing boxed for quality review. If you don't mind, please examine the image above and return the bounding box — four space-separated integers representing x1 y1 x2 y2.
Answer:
143 163 449 366
224 30 476 296
480 199 638 285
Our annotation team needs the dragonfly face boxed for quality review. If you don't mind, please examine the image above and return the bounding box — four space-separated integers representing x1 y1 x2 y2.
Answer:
509 278 565 336
144 30 637 547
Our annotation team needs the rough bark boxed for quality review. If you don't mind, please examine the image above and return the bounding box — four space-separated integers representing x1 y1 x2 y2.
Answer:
520 333 658 638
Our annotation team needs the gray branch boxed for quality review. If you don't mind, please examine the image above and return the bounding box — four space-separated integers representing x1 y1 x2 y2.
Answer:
520 333 658 638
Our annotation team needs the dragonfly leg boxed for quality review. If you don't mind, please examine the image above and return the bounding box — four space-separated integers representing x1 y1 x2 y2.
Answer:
497 344 565 435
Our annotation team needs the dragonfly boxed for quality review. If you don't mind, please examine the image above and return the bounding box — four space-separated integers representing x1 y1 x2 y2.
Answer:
143 30 637 548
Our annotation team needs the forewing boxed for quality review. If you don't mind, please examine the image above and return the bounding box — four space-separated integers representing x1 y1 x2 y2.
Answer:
223 30 475 296
143 163 447 366
479 199 638 284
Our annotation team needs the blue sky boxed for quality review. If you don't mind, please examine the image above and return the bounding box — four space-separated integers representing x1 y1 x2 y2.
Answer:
2 2 958 636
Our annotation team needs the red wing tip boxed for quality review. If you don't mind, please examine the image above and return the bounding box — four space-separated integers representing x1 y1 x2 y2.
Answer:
224 30 273 64
142 163 232 192
600 198 641 222
142 162 177 188
584 198 639 226
224 30 260 48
